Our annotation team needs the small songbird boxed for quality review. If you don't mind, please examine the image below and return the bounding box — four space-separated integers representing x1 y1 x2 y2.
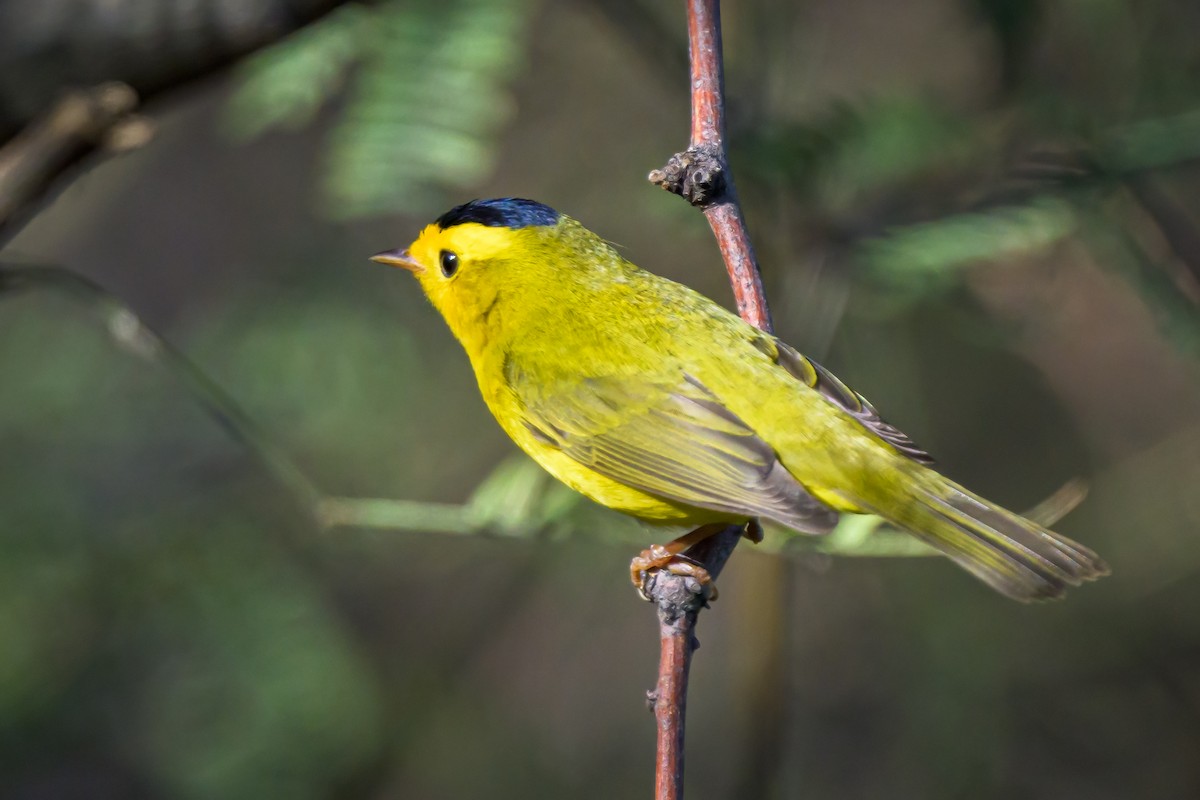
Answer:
373 198 1108 601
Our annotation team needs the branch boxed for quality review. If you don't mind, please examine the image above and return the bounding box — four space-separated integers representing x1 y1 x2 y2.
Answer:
0 2 374 244
645 1 774 798
0 266 325 518
0 84 151 245
643 524 742 800
0 0 364 141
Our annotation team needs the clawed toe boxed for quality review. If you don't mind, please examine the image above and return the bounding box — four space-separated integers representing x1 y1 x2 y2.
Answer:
631 549 718 603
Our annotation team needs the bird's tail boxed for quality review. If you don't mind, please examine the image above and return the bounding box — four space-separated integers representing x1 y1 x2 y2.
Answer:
855 478 1109 601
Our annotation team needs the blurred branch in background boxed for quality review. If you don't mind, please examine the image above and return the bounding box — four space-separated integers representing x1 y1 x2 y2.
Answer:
0 266 325 513
0 0 367 140
0 0 373 245
0 83 150 244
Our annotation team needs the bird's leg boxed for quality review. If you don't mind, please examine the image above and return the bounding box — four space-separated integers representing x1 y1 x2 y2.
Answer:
632 522 739 601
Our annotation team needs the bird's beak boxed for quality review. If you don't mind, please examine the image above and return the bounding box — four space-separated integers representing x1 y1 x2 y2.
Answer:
370 248 424 273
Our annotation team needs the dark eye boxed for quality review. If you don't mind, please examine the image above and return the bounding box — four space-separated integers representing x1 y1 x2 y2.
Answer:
439 249 459 277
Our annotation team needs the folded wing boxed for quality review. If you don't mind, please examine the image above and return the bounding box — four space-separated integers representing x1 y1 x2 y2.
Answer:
515 370 838 534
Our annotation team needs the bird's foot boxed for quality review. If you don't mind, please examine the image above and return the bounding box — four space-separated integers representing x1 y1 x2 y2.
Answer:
632 547 717 603
631 522 731 603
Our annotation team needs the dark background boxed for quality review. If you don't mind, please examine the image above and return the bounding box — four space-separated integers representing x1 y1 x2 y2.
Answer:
3 0 1200 797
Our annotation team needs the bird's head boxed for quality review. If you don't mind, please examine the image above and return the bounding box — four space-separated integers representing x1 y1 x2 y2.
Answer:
372 198 615 351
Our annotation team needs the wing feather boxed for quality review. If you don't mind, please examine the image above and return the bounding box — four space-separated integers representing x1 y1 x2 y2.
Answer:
752 335 934 464
515 371 838 534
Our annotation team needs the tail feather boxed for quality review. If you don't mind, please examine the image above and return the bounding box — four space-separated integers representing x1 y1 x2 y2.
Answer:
856 482 1109 602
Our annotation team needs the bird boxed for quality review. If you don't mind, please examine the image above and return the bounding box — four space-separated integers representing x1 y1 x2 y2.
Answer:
372 197 1108 601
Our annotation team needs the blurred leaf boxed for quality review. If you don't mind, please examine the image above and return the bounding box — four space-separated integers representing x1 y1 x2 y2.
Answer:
818 98 971 209
464 454 556 535
223 5 369 141
762 513 937 558
1100 108 1200 173
859 196 1078 297
325 0 533 217
1024 477 1089 527
226 0 535 217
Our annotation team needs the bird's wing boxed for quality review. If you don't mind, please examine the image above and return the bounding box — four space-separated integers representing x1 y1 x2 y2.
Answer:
753 335 935 465
514 370 839 534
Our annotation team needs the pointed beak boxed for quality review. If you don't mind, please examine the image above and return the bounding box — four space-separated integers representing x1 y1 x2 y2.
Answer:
370 248 424 273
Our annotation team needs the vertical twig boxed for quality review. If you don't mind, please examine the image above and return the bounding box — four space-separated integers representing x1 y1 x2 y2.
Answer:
646 1 774 797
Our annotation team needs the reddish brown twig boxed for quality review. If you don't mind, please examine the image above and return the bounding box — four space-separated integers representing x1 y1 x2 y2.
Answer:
645 1 775 798
643 525 743 799
649 4 772 332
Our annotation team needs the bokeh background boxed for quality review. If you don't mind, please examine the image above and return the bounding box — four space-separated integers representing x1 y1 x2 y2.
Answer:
3 0 1200 797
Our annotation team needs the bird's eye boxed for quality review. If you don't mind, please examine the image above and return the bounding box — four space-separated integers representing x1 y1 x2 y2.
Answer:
439 250 459 277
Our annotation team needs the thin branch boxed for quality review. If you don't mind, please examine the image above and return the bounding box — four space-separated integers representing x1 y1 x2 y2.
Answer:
320 497 485 535
643 524 743 800
0 266 325 517
645 1 774 798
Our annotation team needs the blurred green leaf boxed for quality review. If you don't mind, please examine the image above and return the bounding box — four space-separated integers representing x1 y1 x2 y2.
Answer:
818 98 972 209
326 0 533 217
224 6 369 141
769 513 938 558
1100 108 1200 173
860 196 1078 296
464 454 556 535
225 0 535 217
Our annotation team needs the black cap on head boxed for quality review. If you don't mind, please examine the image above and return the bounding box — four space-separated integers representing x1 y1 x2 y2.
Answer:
436 198 560 230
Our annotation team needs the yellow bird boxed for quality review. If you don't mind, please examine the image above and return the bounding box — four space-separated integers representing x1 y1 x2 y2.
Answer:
373 198 1108 601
